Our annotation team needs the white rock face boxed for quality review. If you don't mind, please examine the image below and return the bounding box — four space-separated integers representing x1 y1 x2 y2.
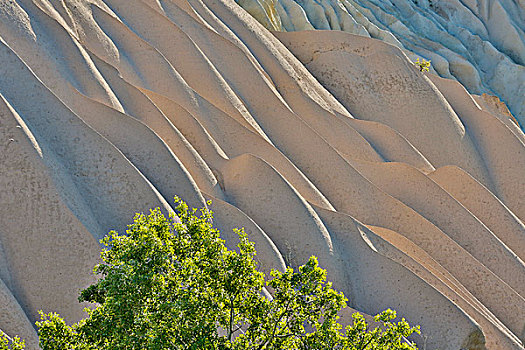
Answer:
237 0 525 128
0 0 524 350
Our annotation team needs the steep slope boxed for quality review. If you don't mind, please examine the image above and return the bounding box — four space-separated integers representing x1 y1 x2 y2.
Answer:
236 0 525 128
0 0 524 349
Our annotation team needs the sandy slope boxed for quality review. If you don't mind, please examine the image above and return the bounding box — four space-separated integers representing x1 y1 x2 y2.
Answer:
0 0 524 349
236 0 525 129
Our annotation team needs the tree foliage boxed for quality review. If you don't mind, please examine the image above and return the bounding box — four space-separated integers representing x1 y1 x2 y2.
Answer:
33 198 420 349
0 332 24 350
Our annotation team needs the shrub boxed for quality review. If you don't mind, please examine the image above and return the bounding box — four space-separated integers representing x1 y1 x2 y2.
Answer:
414 58 431 72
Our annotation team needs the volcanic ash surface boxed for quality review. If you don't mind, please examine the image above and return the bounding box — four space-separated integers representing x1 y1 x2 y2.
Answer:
0 0 524 349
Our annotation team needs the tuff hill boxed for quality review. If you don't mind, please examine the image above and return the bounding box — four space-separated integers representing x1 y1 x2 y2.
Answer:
237 0 525 128
0 0 524 349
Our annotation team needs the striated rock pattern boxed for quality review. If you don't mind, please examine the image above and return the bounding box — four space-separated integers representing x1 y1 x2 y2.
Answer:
0 0 524 349
236 0 525 129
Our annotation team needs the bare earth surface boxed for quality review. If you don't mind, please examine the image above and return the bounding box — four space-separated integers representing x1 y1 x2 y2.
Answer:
237 0 525 129
0 0 524 349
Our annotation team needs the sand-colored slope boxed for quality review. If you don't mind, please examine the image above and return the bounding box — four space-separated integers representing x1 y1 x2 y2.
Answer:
0 0 122 111
473 94 525 144
348 160 525 297
275 31 494 185
145 90 336 210
152 0 385 166
0 38 172 235
0 0 524 349
427 74 525 222
236 0 525 127
429 166 525 262
97 0 253 125
0 278 39 350
219 154 339 274
203 193 287 279
87 52 225 199
314 207 493 350
0 91 100 344
341 118 435 172
361 224 524 350
68 91 207 210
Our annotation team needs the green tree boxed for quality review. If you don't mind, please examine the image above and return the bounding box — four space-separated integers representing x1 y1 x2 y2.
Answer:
36 198 420 350
0 332 24 350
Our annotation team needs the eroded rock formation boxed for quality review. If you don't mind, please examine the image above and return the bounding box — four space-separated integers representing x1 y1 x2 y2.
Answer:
0 0 524 349
237 0 525 128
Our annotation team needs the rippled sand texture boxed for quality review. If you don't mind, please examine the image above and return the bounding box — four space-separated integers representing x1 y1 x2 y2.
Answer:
0 0 524 349
237 0 525 129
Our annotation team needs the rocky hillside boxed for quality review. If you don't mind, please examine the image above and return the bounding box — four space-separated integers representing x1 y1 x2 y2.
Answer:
237 0 525 128
0 0 524 349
